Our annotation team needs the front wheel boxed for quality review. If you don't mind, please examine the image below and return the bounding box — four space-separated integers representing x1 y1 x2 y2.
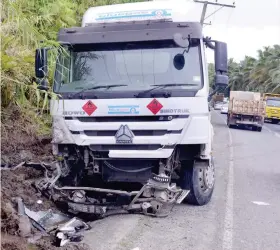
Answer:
180 159 215 205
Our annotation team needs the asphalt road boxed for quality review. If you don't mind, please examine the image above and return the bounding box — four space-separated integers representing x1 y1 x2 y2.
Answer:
83 111 280 250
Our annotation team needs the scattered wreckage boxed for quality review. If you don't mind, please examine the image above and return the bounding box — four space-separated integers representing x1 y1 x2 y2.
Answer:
35 160 190 218
20 192 91 247
1 163 91 248
2 159 190 247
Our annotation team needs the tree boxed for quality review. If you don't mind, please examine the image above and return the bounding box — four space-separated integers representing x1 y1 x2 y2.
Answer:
226 45 280 94
1 0 144 108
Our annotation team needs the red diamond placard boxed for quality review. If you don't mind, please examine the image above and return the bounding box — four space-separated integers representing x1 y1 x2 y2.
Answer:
147 99 163 115
82 100 97 116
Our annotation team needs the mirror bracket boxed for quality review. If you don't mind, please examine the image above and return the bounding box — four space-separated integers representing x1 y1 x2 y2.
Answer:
37 85 49 91
203 37 216 50
36 78 49 91
173 33 190 48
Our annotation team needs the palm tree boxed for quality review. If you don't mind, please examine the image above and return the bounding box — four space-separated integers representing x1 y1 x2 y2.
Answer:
1 0 144 108
224 45 280 94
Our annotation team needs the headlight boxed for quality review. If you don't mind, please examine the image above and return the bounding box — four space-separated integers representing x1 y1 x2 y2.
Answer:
52 116 74 143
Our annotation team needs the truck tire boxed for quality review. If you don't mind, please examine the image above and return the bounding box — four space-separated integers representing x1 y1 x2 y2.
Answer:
180 159 214 206
227 116 235 129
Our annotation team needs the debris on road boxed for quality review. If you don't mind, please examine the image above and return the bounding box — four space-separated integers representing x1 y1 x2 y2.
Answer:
24 207 70 232
0 163 91 250
55 217 91 247
16 197 32 237
34 161 189 219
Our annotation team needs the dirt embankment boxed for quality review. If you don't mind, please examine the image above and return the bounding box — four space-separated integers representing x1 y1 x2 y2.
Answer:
1 105 89 250
1 165 90 250
1 104 53 166
1 234 91 250
1 166 53 235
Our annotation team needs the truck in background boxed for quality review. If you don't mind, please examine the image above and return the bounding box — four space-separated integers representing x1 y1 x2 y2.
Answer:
227 91 265 132
263 93 280 124
213 93 225 110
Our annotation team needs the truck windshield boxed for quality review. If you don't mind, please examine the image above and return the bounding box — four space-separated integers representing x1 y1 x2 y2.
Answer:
266 99 280 108
53 40 203 94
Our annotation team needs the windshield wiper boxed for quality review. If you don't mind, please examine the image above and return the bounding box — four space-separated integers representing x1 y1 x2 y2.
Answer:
134 83 197 98
70 84 128 98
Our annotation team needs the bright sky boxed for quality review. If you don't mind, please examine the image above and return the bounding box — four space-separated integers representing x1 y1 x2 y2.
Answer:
203 0 280 62
155 0 280 62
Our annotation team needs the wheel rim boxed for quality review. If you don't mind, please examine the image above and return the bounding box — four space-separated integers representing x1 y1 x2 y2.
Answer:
198 163 215 192
204 163 215 189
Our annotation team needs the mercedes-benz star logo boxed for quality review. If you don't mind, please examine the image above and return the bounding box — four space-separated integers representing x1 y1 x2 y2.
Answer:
115 125 134 144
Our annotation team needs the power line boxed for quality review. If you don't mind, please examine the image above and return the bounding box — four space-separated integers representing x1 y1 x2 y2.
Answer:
204 6 224 21
193 0 236 26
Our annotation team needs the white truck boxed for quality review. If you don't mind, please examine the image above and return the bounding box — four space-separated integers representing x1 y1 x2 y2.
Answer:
35 0 229 216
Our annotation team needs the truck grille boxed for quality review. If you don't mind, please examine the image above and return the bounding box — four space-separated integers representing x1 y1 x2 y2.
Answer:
74 129 182 136
89 145 174 151
63 115 189 148
65 115 188 122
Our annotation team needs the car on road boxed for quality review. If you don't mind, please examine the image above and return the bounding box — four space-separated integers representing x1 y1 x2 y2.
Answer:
221 104 228 114
214 102 223 110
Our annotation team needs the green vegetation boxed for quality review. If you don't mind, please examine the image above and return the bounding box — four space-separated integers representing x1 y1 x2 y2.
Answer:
209 45 280 94
1 0 144 141
228 45 280 93
1 0 279 142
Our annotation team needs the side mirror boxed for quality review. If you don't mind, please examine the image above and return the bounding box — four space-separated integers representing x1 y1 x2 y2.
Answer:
215 74 228 85
215 41 228 87
35 48 48 78
215 42 228 73
173 54 185 70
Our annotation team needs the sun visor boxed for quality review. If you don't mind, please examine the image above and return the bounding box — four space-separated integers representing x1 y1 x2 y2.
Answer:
88 9 173 25
82 1 201 26
58 22 203 45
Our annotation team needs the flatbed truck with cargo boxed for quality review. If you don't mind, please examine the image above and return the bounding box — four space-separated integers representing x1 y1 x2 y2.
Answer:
227 91 265 132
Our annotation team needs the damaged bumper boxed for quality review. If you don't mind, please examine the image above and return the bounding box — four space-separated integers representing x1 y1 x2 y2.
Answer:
35 162 189 218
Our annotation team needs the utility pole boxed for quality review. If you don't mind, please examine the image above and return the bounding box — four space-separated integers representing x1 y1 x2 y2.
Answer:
193 0 236 25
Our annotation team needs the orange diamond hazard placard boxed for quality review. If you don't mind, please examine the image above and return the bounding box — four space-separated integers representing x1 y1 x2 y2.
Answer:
82 100 97 115
147 99 163 115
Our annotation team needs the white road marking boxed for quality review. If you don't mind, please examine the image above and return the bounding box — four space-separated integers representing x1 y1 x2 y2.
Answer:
131 248 140 250
214 111 234 250
263 125 273 133
263 125 280 138
252 201 270 206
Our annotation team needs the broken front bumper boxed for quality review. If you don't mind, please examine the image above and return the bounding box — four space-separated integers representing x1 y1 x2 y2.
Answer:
35 162 189 218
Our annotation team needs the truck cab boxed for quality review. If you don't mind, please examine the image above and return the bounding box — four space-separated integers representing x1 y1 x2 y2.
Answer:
34 1 229 216
264 93 280 124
